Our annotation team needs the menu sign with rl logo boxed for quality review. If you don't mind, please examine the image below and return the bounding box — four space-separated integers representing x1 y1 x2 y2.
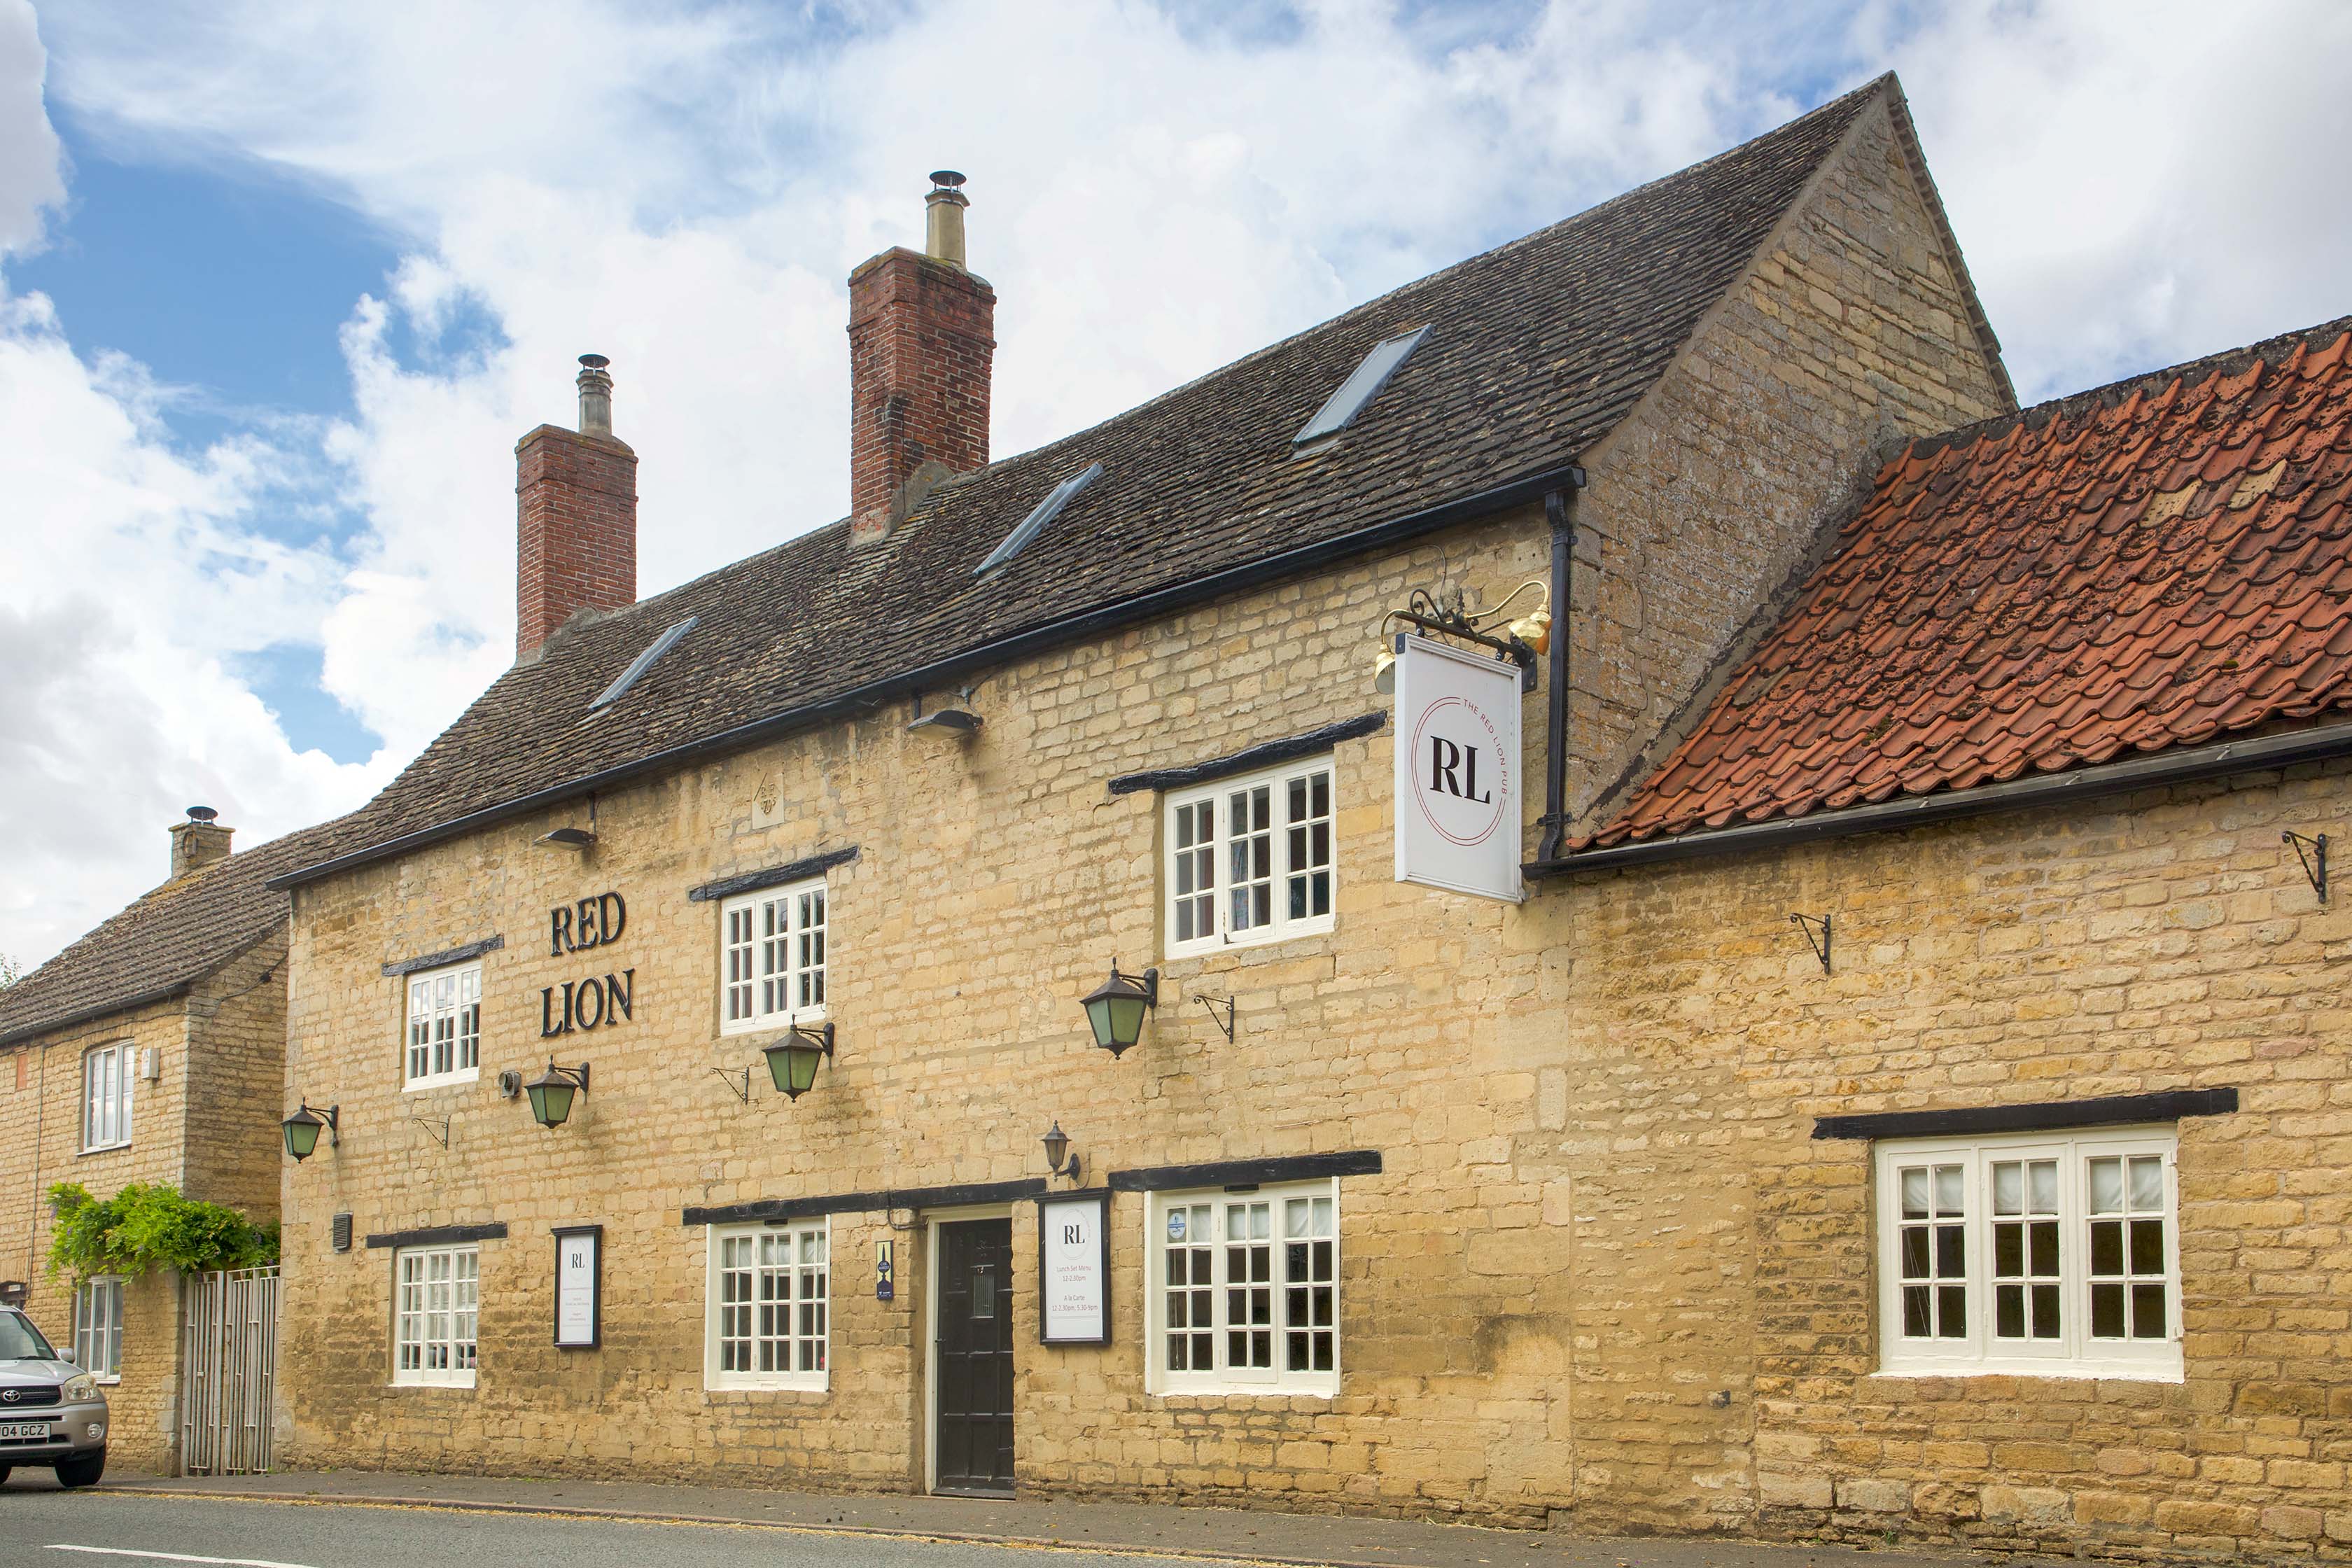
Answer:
1392 631 1524 903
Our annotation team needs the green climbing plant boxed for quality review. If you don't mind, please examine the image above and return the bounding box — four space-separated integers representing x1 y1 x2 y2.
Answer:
46 1182 279 1280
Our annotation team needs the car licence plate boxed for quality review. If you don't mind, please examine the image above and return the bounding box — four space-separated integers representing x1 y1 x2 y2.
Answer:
0 1422 52 1440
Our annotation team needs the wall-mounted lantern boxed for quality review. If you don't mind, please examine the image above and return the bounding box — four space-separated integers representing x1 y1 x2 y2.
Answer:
1041 1120 1082 1185
763 1022 835 1100
524 1061 591 1128
281 1102 340 1162
1081 965 1158 1057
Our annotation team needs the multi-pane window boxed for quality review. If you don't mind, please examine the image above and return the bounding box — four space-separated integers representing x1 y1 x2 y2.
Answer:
404 962 482 1089
706 1222 829 1390
1877 1129 2180 1378
393 1245 479 1387
72 1277 124 1380
81 1042 133 1151
1163 759 1336 958
720 880 829 1035
1151 1182 1338 1394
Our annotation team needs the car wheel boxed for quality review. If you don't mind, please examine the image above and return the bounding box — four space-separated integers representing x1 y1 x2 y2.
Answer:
0 1466 11 1485
53 1451 104 1489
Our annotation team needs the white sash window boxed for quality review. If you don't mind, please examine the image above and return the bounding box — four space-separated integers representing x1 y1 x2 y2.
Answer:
705 1221 829 1390
393 1245 479 1387
719 879 829 1035
72 1277 124 1380
1163 758 1336 958
403 962 482 1090
1877 1128 2181 1380
1147 1181 1338 1396
80 1042 133 1151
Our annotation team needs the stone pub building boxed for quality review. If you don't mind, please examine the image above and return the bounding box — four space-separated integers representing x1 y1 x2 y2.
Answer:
262 78 2348 1561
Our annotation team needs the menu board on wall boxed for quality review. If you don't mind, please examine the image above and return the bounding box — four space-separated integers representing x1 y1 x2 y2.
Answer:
553 1225 601 1349
1037 1191 1111 1345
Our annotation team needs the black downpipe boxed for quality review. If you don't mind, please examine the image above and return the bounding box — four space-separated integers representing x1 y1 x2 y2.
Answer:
1535 482 1583 863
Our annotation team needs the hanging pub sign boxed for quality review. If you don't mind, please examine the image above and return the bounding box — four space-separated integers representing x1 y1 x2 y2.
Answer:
1037 1190 1111 1346
1392 631 1525 904
552 1225 601 1348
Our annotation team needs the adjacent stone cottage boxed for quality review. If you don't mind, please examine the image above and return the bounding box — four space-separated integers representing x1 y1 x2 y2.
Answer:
0 811 354 1472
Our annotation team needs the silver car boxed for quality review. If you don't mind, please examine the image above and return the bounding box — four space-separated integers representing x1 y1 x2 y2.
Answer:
0 1306 108 1488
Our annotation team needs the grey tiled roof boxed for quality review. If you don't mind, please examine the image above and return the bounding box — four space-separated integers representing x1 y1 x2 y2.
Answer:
0 816 368 1047
283 77 1905 886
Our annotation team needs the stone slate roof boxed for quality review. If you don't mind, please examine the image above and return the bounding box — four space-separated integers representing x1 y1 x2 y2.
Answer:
0 816 365 1047
281 76 1935 887
1583 316 2352 848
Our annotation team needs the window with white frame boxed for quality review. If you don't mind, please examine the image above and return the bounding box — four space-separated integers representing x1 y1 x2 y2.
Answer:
403 961 482 1089
1163 757 1335 958
81 1042 133 1152
718 879 828 1035
1876 1127 2181 1379
705 1222 829 1390
1148 1182 1338 1394
393 1244 479 1387
72 1277 124 1380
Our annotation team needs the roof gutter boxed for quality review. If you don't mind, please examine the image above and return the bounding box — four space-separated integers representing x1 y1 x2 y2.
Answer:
1526 720 2352 879
272 458 1590 891
0 982 195 1051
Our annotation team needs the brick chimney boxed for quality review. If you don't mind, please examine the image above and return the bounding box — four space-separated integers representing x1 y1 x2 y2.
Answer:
516 354 638 661
847 172 996 547
169 806 232 880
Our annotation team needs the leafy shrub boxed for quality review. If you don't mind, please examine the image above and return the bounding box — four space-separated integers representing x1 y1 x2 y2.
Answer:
46 1182 279 1280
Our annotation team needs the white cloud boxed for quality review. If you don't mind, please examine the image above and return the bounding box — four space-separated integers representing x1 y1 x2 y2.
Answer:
4 0 2345 965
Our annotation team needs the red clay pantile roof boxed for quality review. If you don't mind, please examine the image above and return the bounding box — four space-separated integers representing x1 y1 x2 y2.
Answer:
1585 316 2352 849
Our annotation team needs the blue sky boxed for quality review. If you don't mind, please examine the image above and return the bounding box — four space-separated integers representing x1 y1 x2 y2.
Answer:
2 0 2348 967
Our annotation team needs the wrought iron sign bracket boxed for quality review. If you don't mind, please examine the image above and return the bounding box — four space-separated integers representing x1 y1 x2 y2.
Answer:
1791 913 1832 974
2283 831 2328 902
1196 995 1237 1042
411 1116 451 1149
1386 591 1541 692
710 1065 752 1104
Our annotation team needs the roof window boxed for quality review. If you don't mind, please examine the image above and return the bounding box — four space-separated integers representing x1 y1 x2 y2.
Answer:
974 462 1103 576
1292 325 1431 445
589 617 696 711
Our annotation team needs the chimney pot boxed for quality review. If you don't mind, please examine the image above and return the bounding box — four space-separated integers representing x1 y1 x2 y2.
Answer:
576 354 615 438
924 171 970 270
169 810 234 880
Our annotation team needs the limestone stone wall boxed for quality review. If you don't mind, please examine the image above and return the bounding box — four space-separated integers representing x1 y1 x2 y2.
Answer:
182 930 292 1225
1520 762 2352 1562
0 998 193 1472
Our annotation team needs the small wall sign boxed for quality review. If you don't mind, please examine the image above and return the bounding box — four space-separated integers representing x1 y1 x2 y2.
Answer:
1392 632 1525 903
1037 1190 1111 1346
552 1225 601 1348
876 1238 895 1303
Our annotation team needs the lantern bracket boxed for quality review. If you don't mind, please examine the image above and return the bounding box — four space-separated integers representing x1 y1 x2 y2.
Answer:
2283 832 2328 902
710 1066 752 1104
1791 913 1832 974
788 1021 836 1059
1197 995 1236 1042
410 1116 451 1149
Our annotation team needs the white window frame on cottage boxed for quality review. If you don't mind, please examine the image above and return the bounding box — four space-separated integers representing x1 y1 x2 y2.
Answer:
80 1042 133 1152
402 960 482 1091
1875 1126 2183 1381
1144 1180 1339 1397
392 1244 479 1388
704 1220 830 1392
1162 757 1337 960
718 878 830 1036
71 1275 124 1382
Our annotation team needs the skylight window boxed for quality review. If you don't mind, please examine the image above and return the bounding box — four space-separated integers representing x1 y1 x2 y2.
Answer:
1292 325 1432 445
589 616 696 711
974 462 1103 576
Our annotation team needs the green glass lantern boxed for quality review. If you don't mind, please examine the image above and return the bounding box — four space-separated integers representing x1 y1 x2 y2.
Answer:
1081 965 1158 1057
281 1102 337 1161
525 1061 590 1128
764 1022 834 1100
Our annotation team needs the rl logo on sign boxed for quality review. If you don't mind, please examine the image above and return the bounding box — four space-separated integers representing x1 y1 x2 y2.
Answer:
1392 632 1524 903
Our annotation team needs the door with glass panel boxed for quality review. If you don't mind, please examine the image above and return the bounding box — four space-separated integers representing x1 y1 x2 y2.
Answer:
934 1219 1015 1494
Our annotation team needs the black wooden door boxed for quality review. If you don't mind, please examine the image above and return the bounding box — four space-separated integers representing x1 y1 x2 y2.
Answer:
935 1218 1016 1493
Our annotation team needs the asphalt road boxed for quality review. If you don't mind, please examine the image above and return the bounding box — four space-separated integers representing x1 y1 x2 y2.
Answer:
0 1490 1247 1568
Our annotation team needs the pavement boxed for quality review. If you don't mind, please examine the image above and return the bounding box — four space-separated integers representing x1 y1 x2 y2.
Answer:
10 1464 2047 1568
